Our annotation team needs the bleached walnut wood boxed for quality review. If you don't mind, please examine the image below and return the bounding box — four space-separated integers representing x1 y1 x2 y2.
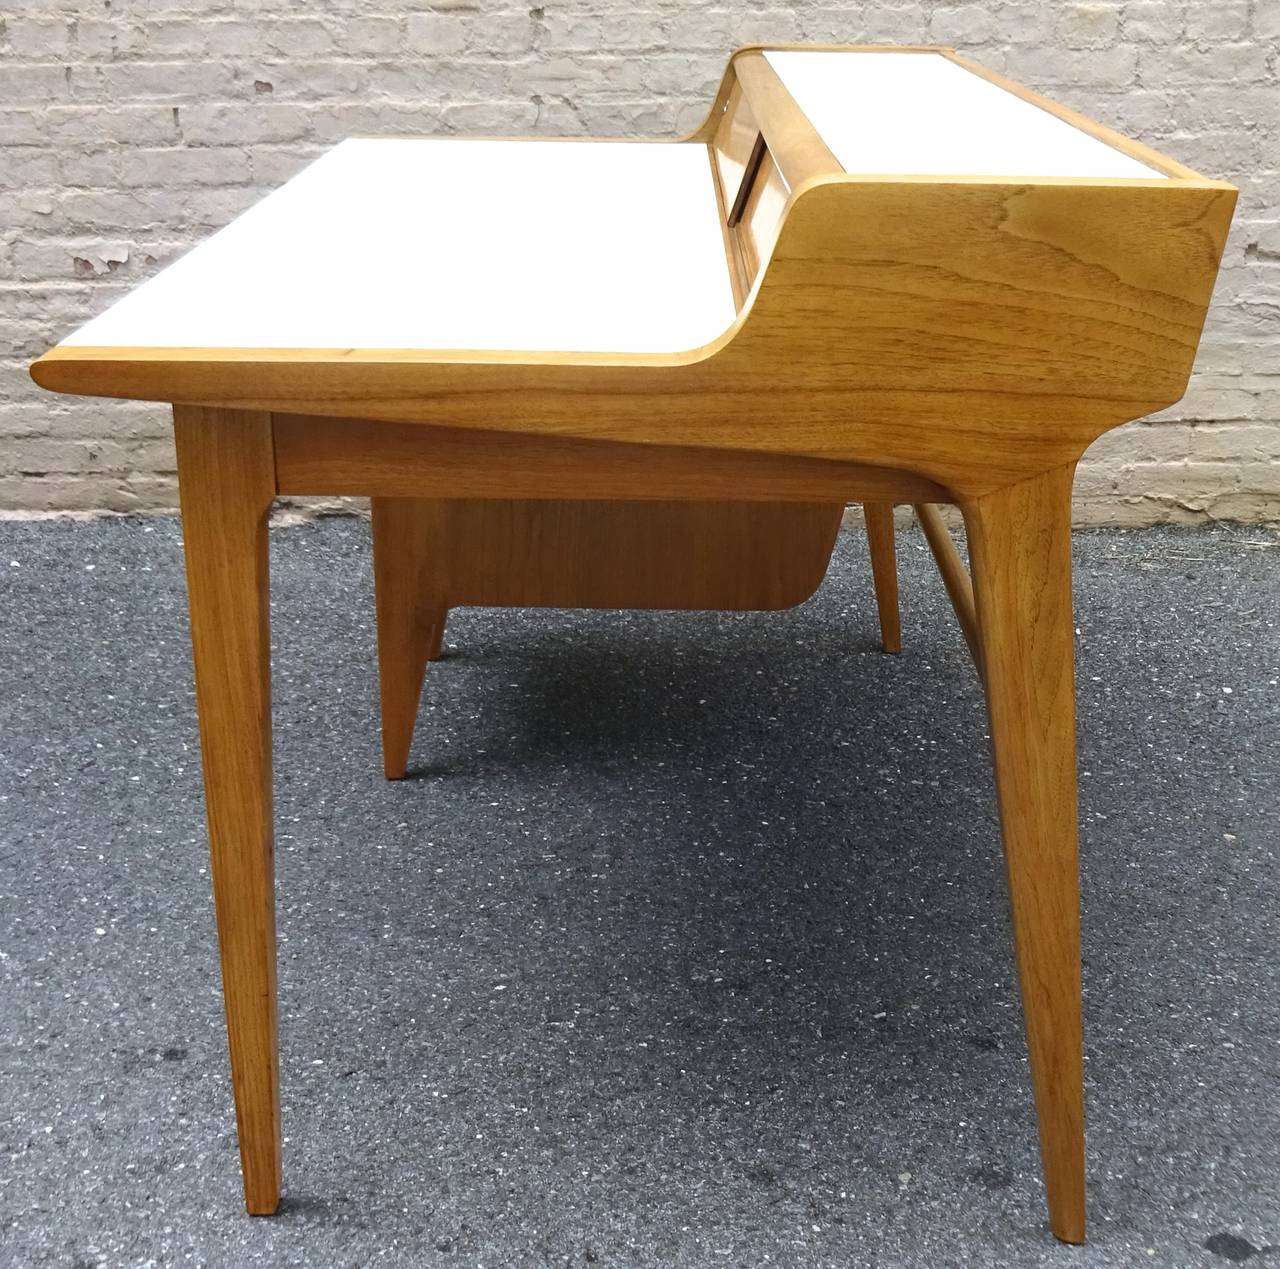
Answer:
374 498 843 611
731 50 843 190
369 496 842 774
915 502 981 670
863 502 901 654
173 406 281 1215
28 44 1237 1244
272 416 948 505
371 498 448 781
33 175 1234 496
962 465 1085 1244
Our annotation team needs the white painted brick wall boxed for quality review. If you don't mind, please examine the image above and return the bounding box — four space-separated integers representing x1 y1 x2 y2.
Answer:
2 2 1277 524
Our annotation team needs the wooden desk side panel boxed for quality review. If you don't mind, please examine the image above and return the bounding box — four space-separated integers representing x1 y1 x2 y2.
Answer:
270 178 1232 496
34 180 1233 498
385 498 844 611
712 177 1236 489
271 416 949 504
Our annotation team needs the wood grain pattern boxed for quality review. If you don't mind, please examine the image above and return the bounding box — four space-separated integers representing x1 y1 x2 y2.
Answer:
863 502 901 654
735 146 790 288
368 495 842 776
272 415 948 504
962 464 1084 1244
173 405 281 1215
915 501 981 670
730 50 843 190
375 498 844 612
33 178 1234 497
371 497 448 780
28 47 1240 1242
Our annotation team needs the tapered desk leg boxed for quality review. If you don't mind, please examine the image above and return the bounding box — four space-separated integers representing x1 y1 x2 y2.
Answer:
174 406 281 1216
371 498 448 780
962 465 1084 1244
864 501 901 654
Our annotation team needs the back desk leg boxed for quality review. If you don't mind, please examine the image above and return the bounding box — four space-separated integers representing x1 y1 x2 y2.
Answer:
173 406 282 1215
371 498 448 780
961 465 1085 1244
863 501 901 653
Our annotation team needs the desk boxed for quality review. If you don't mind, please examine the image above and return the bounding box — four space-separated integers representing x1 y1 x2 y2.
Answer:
30 44 1234 1244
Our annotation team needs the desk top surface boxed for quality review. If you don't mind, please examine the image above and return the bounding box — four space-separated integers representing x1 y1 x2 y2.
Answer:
51 47 1184 363
765 51 1163 179
60 139 739 355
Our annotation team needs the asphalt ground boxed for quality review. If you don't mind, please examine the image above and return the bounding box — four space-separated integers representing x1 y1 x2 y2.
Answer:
1 516 1276 1268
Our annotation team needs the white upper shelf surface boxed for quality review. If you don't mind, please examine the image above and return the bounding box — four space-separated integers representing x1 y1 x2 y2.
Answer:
765 50 1165 179
60 139 738 355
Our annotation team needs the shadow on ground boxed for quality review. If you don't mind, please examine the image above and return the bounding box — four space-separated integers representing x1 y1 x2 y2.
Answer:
1 518 1276 1267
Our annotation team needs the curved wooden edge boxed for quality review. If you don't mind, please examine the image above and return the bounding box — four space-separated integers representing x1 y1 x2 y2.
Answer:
32 175 1233 500
684 42 954 143
28 75 1235 504
727 50 843 190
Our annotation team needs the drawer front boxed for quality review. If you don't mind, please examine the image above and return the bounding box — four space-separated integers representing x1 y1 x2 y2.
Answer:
735 147 790 284
712 79 792 299
711 81 760 215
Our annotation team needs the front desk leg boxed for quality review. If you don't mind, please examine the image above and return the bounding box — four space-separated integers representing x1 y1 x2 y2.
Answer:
961 465 1084 1244
174 406 282 1215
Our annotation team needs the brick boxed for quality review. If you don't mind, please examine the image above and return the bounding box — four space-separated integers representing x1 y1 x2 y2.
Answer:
1185 0 1249 40
0 1 1276 522
0 64 71 105
1255 3 1280 40
0 147 60 187
1190 423 1280 462
115 146 253 189
406 13 469 55
41 105 179 147
74 19 148 60
1058 4 1121 48
1023 44 1138 87
1152 42 1273 84
930 5 1003 44
339 16 403 56
180 102 313 146
4 18 74 58
262 20 337 59
56 147 119 187
1154 386 1260 423
1121 2 1182 42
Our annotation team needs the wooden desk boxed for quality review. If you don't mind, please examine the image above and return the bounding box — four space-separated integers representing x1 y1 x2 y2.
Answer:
30 44 1234 1244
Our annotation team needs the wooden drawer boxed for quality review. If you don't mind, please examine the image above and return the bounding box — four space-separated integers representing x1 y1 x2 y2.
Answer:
711 81 760 213
711 53 845 302
711 80 791 301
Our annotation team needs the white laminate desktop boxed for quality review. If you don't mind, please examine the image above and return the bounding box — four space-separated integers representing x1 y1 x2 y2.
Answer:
765 50 1163 179
59 139 738 356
